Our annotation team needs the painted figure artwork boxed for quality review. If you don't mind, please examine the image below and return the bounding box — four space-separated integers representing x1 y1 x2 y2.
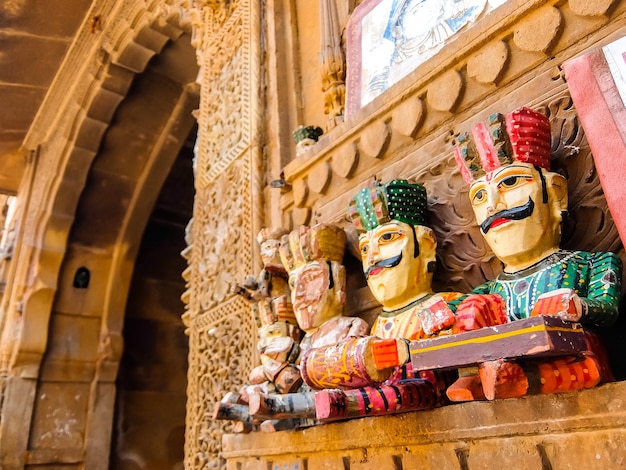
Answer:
286 181 506 422
243 296 302 395
348 0 509 111
350 180 461 338
279 224 370 352
247 224 373 427
238 213 464 423
349 180 508 339
216 224 375 430
239 228 303 396
447 106 622 400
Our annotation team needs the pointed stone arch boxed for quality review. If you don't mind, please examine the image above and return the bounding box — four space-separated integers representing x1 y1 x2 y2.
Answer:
0 4 200 467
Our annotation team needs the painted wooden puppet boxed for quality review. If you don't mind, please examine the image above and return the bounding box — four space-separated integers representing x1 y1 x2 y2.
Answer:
214 228 304 432
449 106 622 400
300 180 505 420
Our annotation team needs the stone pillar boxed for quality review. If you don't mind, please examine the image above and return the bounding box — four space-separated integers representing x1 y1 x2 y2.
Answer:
180 1 265 467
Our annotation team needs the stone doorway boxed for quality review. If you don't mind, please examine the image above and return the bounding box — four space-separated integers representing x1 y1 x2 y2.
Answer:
110 129 195 470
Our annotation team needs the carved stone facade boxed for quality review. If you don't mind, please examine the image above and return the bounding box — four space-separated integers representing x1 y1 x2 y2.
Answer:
177 0 626 467
178 2 264 467
1 0 626 469
208 0 626 467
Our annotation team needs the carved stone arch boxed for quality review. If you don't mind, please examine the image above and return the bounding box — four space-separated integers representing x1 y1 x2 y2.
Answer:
10 1 198 371
0 4 200 468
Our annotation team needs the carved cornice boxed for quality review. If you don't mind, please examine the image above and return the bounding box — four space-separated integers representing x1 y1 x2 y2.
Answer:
281 0 626 228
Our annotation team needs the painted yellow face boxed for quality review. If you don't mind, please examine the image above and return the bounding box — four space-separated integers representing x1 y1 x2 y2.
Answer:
289 260 345 333
469 162 567 272
359 221 434 310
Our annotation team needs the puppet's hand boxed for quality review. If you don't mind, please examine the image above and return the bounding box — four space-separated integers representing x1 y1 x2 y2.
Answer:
531 288 583 322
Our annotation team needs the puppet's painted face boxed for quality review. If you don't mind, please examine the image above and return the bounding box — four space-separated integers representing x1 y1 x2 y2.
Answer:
359 220 434 310
257 320 299 352
469 162 567 271
289 260 345 333
259 237 284 272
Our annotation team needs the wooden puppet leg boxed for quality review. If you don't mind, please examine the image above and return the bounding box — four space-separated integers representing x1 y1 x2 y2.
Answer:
479 359 529 400
272 364 304 394
446 367 486 402
584 331 614 383
248 391 317 420
478 354 601 400
524 354 601 395
314 379 439 421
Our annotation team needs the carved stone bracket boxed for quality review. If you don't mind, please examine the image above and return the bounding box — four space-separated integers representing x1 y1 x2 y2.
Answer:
320 0 346 128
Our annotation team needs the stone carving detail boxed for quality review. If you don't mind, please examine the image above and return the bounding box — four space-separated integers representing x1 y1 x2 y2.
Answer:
181 1 260 468
160 1 205 52
186 297 257 469
320 0 346 128
538 96 623 255
292 207 312 226
512 6 562 53
330 142 359 178
427 70 464 112
424 156 499 294
196 159 252 314
292 179 309 208
204 0 241 25
569 0 616 17
185 154 255 467
195 4 251 188
184 165 254 469
467 41 509 84
391 97 425 138
309 162 332 195
360 121 390 159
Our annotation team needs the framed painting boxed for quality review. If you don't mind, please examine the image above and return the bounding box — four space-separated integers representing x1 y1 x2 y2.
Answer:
345 0 509 116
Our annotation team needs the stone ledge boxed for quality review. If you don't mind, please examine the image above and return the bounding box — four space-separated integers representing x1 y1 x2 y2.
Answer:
222 381 625 466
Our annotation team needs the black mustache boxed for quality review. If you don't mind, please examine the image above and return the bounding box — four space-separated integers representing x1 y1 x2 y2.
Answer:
480 197 535 234
365 252 403 279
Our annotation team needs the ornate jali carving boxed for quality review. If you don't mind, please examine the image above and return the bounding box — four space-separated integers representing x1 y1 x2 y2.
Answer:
539 96 623 256
182 1 261 468
186 296 256 469
196 159 252 313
